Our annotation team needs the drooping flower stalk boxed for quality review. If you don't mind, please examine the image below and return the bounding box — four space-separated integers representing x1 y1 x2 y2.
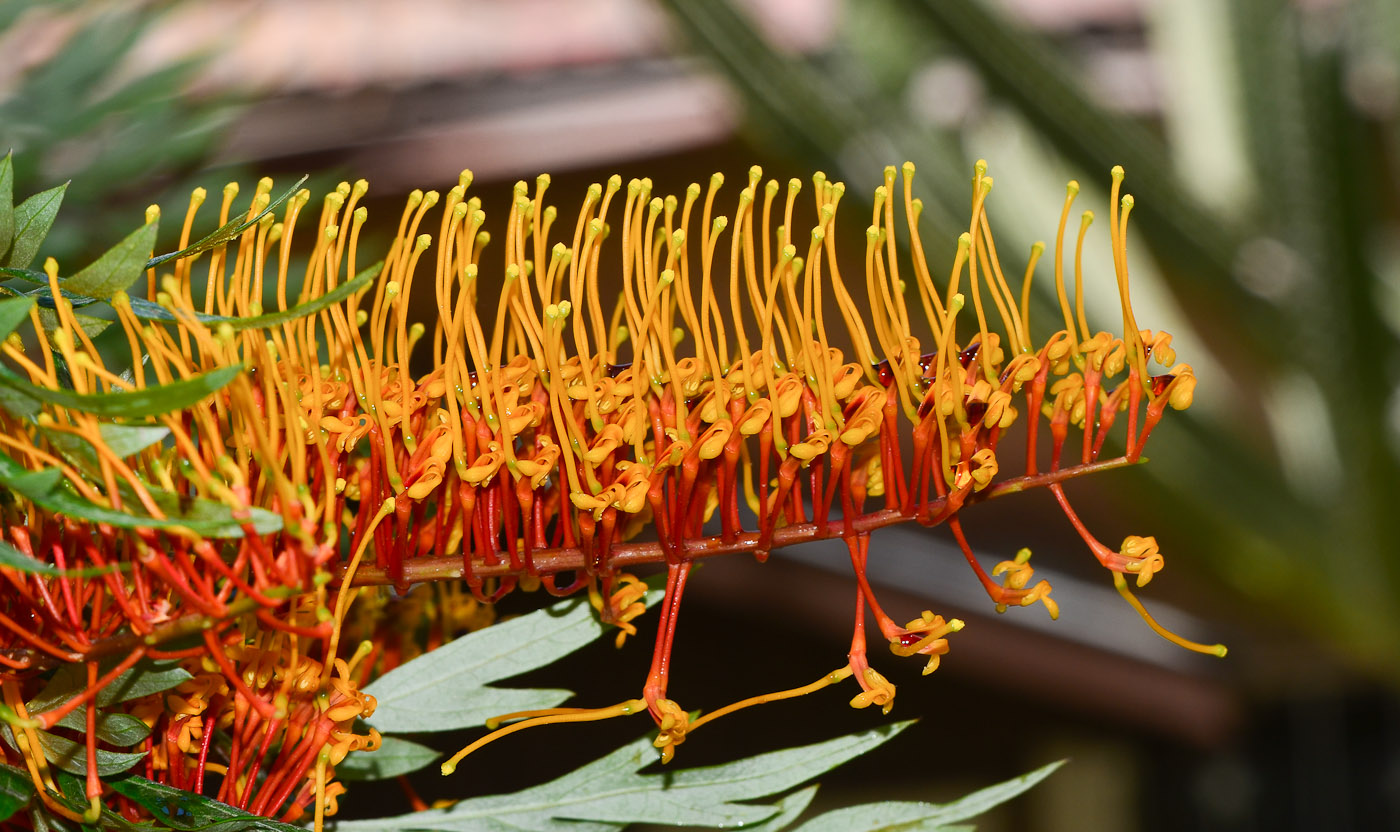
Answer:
0 159 1215 827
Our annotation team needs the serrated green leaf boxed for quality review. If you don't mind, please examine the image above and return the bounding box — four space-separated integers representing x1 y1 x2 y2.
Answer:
0 762 33 822
0 361 241 418
364 584 661 734
60 221 157 300
29 658 192 713
791 759 1064 831
0 295 34 338
109 773 305 832
0 451 281 537
335 722 912 832
0 539 127 578
146 175 308 270
0 152 13 263
7 184 66 269
336 736 439 781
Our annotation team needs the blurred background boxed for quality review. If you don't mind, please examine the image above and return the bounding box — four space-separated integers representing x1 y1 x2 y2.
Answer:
3 0 1399 829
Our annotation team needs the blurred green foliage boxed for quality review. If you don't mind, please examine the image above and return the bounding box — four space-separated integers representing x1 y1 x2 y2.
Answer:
661 0 1400 679
0 0 235 263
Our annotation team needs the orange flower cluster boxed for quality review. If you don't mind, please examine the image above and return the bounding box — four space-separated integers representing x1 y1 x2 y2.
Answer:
0 160 1217 827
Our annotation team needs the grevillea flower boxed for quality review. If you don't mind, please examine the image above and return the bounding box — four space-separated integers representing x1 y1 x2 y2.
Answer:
0 159 1219 828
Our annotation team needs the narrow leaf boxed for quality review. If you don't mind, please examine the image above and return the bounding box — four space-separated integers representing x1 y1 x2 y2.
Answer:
364 585 660 734
0 452 281 537
124 259 381 330
60 221 158 300
7 184 66 269
336 736 440 781
0 152 13 263
334 722 912 832
109 773 306 832
791 759 1065 831
0 539 128 578
0 762 33 823
146 175 308 270
0 361 242 418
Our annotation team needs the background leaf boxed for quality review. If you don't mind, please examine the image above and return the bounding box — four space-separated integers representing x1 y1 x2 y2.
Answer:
334 722 912 832
737 784 820 832
364 586 660 734
335 736 439 782
790 759 1064 831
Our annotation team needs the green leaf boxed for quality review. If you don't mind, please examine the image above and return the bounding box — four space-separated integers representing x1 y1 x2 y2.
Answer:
35 305 110 340
49 767 155 832
30 729 145 777
41 423 169 476
124 259 382 331
29 658 192 713
364 585 661 734
0 361 242 418
0 762 34 823
60 221 158 300
0 295 34 338
0 539 127 578
0 152 13 264
122 479 284 537
51 707 151 748
335 722 912 832
738 784 820 832
0 452 281 537
109 773 306 832
7 184 66 270
790 759 1065 831
336 736 439 781
146 175 308 270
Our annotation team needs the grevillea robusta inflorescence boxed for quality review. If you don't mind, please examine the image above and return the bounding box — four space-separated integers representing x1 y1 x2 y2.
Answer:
0 159 1219 828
